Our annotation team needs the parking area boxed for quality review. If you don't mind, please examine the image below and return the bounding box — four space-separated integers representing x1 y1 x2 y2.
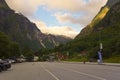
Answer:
0 62 120 80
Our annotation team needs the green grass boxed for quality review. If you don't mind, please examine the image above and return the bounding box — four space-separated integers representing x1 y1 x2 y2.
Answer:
104 55 120 63
66 56 88 62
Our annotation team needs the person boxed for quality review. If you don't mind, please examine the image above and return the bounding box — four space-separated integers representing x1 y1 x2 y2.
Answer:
98 49 102 64
97 59 100 64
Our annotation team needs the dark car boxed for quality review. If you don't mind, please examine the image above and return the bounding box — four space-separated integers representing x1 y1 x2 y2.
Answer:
0 64 3 72
0 59 11 71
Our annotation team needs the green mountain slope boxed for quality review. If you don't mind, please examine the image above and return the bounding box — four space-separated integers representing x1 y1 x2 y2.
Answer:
0 31 21 58
77 2 120 59
76 0 120 38
105 0 120 7
0 0 72 51
0 0 9 9
76 7 109 37
57 1 120 62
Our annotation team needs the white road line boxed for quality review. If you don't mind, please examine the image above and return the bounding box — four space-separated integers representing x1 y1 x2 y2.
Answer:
40 65 60 80
61 67 106 80
44 69 60 80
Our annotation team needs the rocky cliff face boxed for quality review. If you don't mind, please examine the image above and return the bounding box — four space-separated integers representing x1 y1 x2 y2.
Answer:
106 0 120 7
0 0 9 9
0 0 72 51
76 0 120 38
93 1 120 32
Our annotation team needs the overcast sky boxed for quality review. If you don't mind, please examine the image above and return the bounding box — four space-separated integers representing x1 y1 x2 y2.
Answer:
5 0 107 38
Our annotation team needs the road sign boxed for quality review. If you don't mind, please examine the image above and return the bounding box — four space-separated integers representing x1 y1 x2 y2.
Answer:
100 43 103 49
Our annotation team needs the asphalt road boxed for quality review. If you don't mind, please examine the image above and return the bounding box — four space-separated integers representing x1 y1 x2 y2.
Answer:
0 62 120 80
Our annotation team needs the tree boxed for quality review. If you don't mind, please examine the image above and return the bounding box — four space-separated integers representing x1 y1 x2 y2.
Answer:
0 31 21 58
8 42 21 57
22 45 34 57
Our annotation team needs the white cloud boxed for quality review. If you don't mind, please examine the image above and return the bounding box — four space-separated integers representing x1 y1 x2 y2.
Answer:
54 13 71 23
6 0 107 17
5 0 107 37
44 0 107 13
55 13 92 26
43 0 84 12
32 20 78 38
54 0 108 26
5 0 44 17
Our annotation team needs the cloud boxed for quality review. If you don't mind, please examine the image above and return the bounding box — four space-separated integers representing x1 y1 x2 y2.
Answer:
46 0 107 26
54 0 108 26
5 0 44 17
44 0 107 13
54 13 71 23
33 20 78 38
43 0 84 12
6 0 107 16
5 0 107 37
55 13 92 26
6 0 107 25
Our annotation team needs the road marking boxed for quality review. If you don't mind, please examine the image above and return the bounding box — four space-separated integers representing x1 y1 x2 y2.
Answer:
61 67 106 80
44 69 60 80
40 64 60 80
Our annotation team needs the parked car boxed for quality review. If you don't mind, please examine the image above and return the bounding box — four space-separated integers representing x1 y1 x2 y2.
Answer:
0 59 11 71
0 64 3 72
10 57 26 63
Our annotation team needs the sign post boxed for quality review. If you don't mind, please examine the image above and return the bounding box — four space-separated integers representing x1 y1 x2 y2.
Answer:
100 43 103 50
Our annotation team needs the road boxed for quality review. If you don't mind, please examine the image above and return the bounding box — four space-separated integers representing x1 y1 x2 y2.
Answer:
0 62 120 80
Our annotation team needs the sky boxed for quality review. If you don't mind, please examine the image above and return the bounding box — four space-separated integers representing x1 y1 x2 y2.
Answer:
5 0 107 38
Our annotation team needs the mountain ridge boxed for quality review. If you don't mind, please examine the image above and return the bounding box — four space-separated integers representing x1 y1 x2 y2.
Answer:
76 0 120 38
56 0 120 61
105 0 120 7
0 0 72 51
0 0 9 9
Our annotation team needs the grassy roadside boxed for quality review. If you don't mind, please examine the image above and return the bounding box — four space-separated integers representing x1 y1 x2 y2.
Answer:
65 57 88 62
104 56 120 63
64 55 120 63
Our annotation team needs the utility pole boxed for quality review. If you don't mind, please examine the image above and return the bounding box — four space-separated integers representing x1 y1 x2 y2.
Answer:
99 28 103 50
98 27 103 64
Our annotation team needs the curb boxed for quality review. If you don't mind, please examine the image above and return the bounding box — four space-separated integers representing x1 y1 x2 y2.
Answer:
60 61 120 67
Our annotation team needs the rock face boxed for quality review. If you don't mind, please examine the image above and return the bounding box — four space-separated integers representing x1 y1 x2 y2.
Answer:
106 0 120 7
0 0 9 8
93 1 120 32
0 0 72 51
76 0 120 38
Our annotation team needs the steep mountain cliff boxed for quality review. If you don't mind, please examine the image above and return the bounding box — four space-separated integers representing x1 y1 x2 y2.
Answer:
0 0 9 9
0 0 72 51
105 0 120 7
76 0 120 38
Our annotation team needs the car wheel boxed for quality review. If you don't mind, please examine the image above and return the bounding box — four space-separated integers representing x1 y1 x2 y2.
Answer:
2 66 7 71
0 67 2 72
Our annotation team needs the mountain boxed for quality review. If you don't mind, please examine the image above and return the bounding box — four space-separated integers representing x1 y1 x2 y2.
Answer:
37 34 72 49
0 31 21 58
57 0 120 61
0 0 9 9
105 0 120 7
0 0 72 51
76 0 120 38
